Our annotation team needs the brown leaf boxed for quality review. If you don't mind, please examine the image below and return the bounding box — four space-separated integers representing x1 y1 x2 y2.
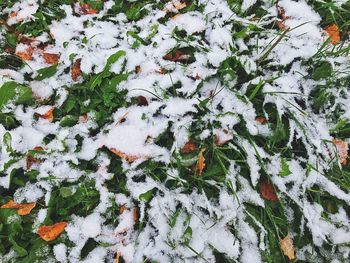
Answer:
1 200 36 216
35 108 54 122
43 52 60 64
137 96 148 106
80 3 99 14
325 24 340 45
196 148 206 176
15 45 33 61
280 235 296 260
71 58 82 81
26 146 44 170
174 1 187 10
333 139 348 166
256 116 267 124
133 208 138 224
37 222 68 241
164 50 188 62
115 251 122 263
180 140 197 154
260 181 278 201
110 148 140 163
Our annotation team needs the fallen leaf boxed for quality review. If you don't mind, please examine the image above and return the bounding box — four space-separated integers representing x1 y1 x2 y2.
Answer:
1 200 36 215
333 139 348 166
26 146 44 170
37 222 68 241
110 148 140 162
119 205 127 214
35 108 54 122
133 208 138 224
196 148 206 176
71 58 82 81
280 235 296 260
115 251 122 263
325 24 340 45
135 65 142 74
80 3 99 14
15 45 33 61
256 116 267 124
43 53 60 64
164 50 189 62
194 73 201 80
260 181 278 201
181 140 197 154
137 96 148 106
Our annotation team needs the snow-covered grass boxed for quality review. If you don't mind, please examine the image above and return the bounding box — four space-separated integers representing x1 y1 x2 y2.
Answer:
0 0 350 262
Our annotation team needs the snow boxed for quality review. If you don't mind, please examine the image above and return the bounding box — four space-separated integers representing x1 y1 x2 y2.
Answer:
1 0 350 262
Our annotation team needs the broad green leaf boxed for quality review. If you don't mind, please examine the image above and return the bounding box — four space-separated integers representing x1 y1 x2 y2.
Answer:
3 132 13 153
139 189 155 202
0 82 33 109
280 158 292 177
9 235 27 257
60 115 79 127
35 64 58 81
312 61 332 81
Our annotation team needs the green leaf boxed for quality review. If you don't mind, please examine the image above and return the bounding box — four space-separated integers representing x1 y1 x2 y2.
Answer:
60 115 79 127
105 50 126 69
35 64 58 81
3 132 13 153
280 158 292 177
9 235 27 257
139 188 155 202
0 82 33 109
60 187 73 198
312 61 332 81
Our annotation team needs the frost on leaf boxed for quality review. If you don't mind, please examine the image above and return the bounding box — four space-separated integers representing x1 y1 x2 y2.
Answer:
324 24 340 45
260 181 278 201
280 235 296 260
1 200 36 216
37 222 68 241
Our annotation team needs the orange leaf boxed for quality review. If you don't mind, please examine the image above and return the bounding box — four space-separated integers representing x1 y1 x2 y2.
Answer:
43 53 60 64
110 148 140 162
325 24 340 45
133 208 138 224
15 45 33 61
196 148 206 176
35 108 54 122
37 222 68 241
1 200 36 215
256 116 267 124
71 58 82 81
115 251 122 263
80 4 99 14
174 1 187 10
260 181 278 201
280 235 296 260
333 139 348 166
180 140 197 154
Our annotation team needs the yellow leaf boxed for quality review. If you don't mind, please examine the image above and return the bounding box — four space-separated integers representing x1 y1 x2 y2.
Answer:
280 235 296 260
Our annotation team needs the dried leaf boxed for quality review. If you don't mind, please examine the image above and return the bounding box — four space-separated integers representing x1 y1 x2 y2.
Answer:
333 139 348 166
180 140 197 154
280 235 296 260
133 208 138 224
173 1 187 10
196 148 206 176
35 108 54 122
1 200 36 215
71 58 82 81
115 251 122 263
110 148 140 162
137 96 148 106
260 181 278 201
43 53 60 64
37 222 68 241
325 24 340 45
15 45 33 61
256 116 267 124
26 146 44 170
164 50 188 62
80 4 99 14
